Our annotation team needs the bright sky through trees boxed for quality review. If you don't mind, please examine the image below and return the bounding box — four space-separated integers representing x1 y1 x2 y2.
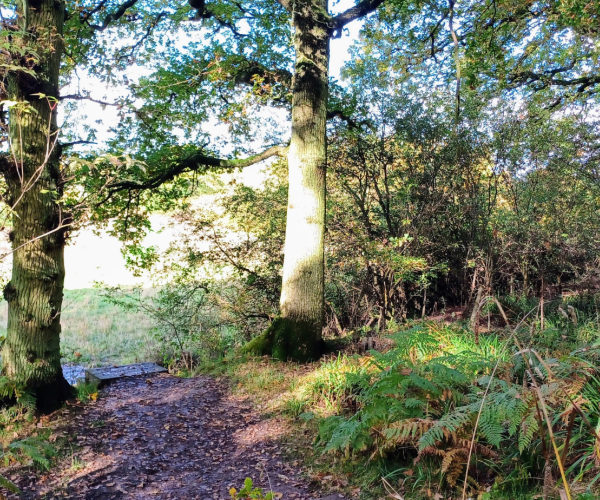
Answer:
36 10 363 290
61 7 363 150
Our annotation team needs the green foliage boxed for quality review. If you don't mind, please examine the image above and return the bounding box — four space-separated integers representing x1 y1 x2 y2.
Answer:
229 478 276 500
0 378 56 494
317 323 600 497
76 381 99 403
8 437 55 470
0 376 35 410
102 282 243 369
359 0 600 112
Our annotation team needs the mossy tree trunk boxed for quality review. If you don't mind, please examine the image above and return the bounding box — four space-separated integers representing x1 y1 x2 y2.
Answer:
274 0 329 361
1 0 72 411
245 0 387 361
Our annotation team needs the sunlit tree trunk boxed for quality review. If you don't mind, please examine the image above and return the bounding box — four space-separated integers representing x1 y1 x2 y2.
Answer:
243 0 329 361
270 0 329 361
1 0 71 411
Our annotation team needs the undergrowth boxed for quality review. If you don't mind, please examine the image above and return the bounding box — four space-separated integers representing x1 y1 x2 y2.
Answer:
201 295 600 500
317 323 600 498
0 375 99 496
0 378 57 495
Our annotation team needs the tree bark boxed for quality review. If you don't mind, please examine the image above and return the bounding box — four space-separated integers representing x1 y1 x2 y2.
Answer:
2 0 72 412
273 0 329 361
246 0 329 361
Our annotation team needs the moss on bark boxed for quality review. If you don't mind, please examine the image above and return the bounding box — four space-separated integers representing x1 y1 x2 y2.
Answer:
242 317 323 362
1 0 72 413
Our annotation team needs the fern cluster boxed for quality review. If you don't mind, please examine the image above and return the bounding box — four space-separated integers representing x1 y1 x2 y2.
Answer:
318 324 600 497
0 377 56 495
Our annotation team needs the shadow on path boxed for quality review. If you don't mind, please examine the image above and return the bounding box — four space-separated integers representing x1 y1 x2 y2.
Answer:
12 374 343 500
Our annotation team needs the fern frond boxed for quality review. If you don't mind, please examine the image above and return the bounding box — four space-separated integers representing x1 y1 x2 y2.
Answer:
0 474 20 494
377 418 434 450
419 408 472 451
9 437 54 470
519 410 539 453
441 447 465 474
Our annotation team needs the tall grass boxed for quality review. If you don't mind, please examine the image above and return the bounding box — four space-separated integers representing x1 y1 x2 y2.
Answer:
0 289 158 367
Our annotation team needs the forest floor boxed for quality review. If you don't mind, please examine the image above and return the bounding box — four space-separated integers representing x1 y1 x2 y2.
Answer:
7 373 344 500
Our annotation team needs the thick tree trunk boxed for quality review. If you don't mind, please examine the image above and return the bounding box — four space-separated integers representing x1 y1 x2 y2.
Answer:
2 0 72 412
274 0 329 361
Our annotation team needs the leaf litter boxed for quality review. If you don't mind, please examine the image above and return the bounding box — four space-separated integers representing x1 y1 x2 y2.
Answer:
5 374 344 500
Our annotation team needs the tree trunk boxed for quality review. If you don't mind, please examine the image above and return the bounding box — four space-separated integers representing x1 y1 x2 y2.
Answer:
2 0 72 412
273 0 329 361
469 285 483 341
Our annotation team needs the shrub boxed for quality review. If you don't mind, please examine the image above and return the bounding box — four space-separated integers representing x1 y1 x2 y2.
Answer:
102 282 243 369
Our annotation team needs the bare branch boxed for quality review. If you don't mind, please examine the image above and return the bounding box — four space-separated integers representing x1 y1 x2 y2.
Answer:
0 223 73 262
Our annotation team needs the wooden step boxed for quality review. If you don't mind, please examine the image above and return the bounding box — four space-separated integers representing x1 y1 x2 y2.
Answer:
85 362 167 386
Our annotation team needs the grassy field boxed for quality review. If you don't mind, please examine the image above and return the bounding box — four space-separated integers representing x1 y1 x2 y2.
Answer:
0 288 158 367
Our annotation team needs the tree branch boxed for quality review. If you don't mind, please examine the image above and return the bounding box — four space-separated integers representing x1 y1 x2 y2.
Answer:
61 140 97 149
330 0 388 35
116 11 168 63
60 94 121 107
231 61 293 87
198 9 250 41
107 145 288 193
274 0 291 12
508 71 600 94
327 110 372 130
79 0 110 25
87 0 139 31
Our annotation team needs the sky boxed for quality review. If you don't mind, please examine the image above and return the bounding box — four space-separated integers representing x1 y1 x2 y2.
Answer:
2 10 365 290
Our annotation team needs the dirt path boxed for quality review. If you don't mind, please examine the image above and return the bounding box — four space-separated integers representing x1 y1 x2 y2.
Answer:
11 374 342 500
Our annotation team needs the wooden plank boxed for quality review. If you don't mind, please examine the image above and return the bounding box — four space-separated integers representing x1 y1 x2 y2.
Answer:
85 362 167 385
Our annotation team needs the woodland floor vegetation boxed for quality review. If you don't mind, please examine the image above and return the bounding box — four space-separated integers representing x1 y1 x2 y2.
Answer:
1 290 600 499
0 0 599 498
197 292 600 500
